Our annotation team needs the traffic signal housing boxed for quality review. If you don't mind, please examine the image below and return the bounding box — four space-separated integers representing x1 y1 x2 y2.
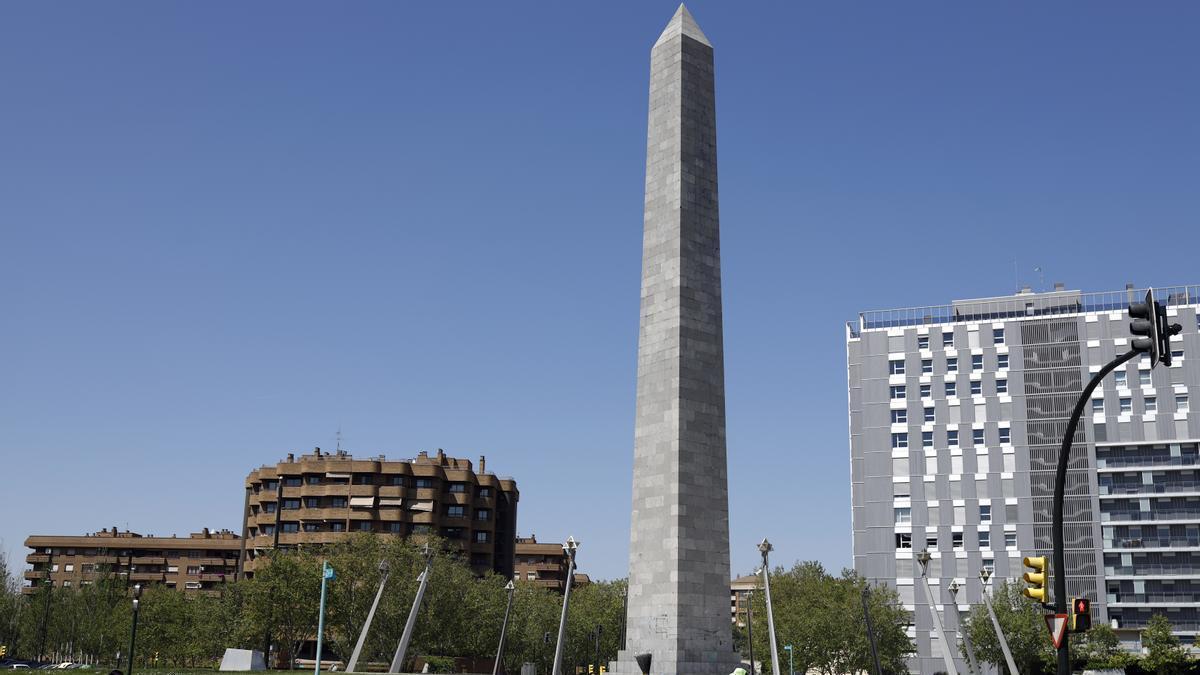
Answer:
1071 597 1092 632
1129 289 1183 367
1022 556 1049 602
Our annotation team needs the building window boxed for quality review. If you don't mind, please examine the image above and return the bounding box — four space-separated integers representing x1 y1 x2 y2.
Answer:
922 359 933 374
896 533 912 549
447 505 466 518
997 354 1009 370
943 331 954 348
415 478 434 489
305 497 320 508
64 564 74 572
412 524 432 534
282 499 300 510
978 531 990 548
357 521 372 532
920 384 932 398
281 523 299 533
890 385 907 400
894 507 911 524
389 523 403 533
1093 398 1104 414
999 427 1011 444
1179 395 1190 412
283 477 302 487
979 505 991 523
306 475 322 485
952 532 963 549
996 378 1008 394
1171 349 1184 364
970 380 982 396
890 359 906 375
1120 398 1132 414
1146 396 1158 414
918 335 930 350
304 523 320 533
330 497 347 508
1115 371 1128 387
478 487 493 498
926 535 938 550
894 482 910 498
526 571 537 580
922 431 934 448
993 327 1005 345
476 509 491 521
972 355 983 371
1005 532 1017 548
892 409 907 424
946 382 957 397
354 474 373 485
262 525 275 535
924 406 935 423
892 433 909 449
948 430 959 447
263 502 277 514
443 527 465 540
972 429 985 446
1140 370 1152 387
389 475 405 486
474 531 490 543
982 557 995 575
448 483 468 493
947 357 958 373
331 522 345 532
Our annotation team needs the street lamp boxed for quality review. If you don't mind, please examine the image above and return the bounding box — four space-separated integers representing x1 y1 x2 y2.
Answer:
593 624 603 675
552 537 580 675
783 645 793 675
127 584 143 675
757 540 781 675
746 584 755 675
948 581 979 675
619 586 628 651
978 569 1020 675
914 550 957 675
347 559 391 673
492 580 516 675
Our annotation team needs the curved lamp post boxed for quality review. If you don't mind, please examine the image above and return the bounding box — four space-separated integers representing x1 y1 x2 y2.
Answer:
758 540 781 675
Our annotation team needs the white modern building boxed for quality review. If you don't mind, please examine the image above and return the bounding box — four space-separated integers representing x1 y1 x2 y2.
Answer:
847 284 1200 672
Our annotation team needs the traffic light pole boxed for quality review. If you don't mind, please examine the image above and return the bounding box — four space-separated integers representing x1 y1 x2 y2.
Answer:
1052 347 1139 675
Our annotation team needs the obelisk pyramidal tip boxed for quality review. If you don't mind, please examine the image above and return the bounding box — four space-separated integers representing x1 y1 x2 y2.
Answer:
617 5 735 675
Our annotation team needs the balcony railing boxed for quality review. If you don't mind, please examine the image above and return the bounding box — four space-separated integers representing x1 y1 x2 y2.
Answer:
1101 482 1200 495
1108 565 1200 576
1111 593 1200 604
1098 455 1200 470
1109 538 1200 549
1103 511 1200 523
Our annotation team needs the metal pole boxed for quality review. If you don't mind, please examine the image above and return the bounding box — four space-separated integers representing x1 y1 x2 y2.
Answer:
860 586 882 675
1053 348 1139 675
979 570 1020 675
552 537 579 675
593 625 602 675
916 551 957 675
492 581 516 675
785 645 793 675
619 587 628 652
127 585 142 675
758 540 781 675
347 561 391 673
38 552 53 662
746 591 755 674
948 581 979 675
316 562 334 675
390 546 434 674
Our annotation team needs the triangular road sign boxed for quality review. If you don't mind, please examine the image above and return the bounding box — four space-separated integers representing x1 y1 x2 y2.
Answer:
1045 614 1069 648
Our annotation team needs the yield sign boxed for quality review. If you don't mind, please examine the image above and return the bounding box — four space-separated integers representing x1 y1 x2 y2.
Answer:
1045 614 1069 648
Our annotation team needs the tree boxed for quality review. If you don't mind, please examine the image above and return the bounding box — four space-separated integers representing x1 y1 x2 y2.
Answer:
239 548 322 667
745 562 913 675
1141 614 1190 675
961 580 1051 675
1072 624 1133 671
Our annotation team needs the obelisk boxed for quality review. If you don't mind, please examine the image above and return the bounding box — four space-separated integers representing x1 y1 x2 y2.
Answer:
618 6 736 675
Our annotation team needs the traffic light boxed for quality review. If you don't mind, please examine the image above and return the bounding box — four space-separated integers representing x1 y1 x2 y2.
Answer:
1 644 7 658
589 665 595 675
1070 597 1091 632
1129 289 1183 367
600 667 607 674
1022 556 1049 602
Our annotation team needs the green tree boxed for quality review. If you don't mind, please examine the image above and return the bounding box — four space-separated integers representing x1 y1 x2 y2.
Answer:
961 580 1051 675
745 562 913 675
1072 624 1133 671
1141 614 1190 674
240 548 322 667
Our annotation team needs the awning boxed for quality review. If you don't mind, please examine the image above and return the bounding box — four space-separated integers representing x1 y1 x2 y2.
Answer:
349 497 376 508
325 472 351 479
379 498 404 508
409 501 434 512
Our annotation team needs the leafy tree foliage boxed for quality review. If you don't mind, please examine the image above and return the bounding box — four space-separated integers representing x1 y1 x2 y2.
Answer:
1141 614 1191 675
743 562 913 675
960 580 1052 675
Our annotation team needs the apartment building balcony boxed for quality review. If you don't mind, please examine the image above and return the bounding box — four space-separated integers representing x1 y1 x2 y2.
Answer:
1107 565 1200 578
130 571 164 582
1102 509 1200 524
1107 537 1200 551
199 573 228 582
1097 446 1200 472
1109 593 1200 606
26 553 49 564
24 570 47 581
1100 481 1200 497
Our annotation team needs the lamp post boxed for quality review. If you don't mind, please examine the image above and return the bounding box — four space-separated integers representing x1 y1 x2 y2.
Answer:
593 624 603 675
127 584 143 675
492 580 516 675
916 550 957 675
619 586 628 652
347 559 391 673
390 544 434 673
860 586 882 675
746 587 755 674
783 645 793 675
758 540 781 675
315 561 335 675
551 537 579 675
947 581 979 675
978 569 1020 675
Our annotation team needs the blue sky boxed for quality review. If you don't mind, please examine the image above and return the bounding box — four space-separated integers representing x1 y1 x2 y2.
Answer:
1 2 1198 582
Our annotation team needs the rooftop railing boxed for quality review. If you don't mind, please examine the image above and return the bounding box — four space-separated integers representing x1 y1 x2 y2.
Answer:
849 284 1200 336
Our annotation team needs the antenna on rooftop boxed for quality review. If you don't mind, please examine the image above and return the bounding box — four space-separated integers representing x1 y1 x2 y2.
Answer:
336 426 343 453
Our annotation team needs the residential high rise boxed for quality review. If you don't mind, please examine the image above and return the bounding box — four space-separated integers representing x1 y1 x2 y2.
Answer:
242 447 518 579
620 5 737 674
513 535 592 593
848 284 1200 672
23 527 241 594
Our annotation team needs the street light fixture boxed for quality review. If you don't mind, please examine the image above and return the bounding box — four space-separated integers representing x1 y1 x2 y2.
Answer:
127 584 143 675
783 645 793 675
758 540 781 675
552 537 580 675
492 580 516 675
948 582 980 675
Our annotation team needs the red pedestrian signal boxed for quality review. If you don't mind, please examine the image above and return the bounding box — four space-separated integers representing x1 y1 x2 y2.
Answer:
1070 597 1091 632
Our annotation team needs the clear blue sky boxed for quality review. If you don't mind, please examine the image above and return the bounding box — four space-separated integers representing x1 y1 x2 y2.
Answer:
2 2 1198 582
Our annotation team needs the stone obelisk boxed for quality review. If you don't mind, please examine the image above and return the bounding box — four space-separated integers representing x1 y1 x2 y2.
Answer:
619 6 735 675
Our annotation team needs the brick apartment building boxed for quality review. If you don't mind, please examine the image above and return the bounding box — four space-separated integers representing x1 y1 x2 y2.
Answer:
512 535 590 592
242 447 519 579
23 527 241 594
